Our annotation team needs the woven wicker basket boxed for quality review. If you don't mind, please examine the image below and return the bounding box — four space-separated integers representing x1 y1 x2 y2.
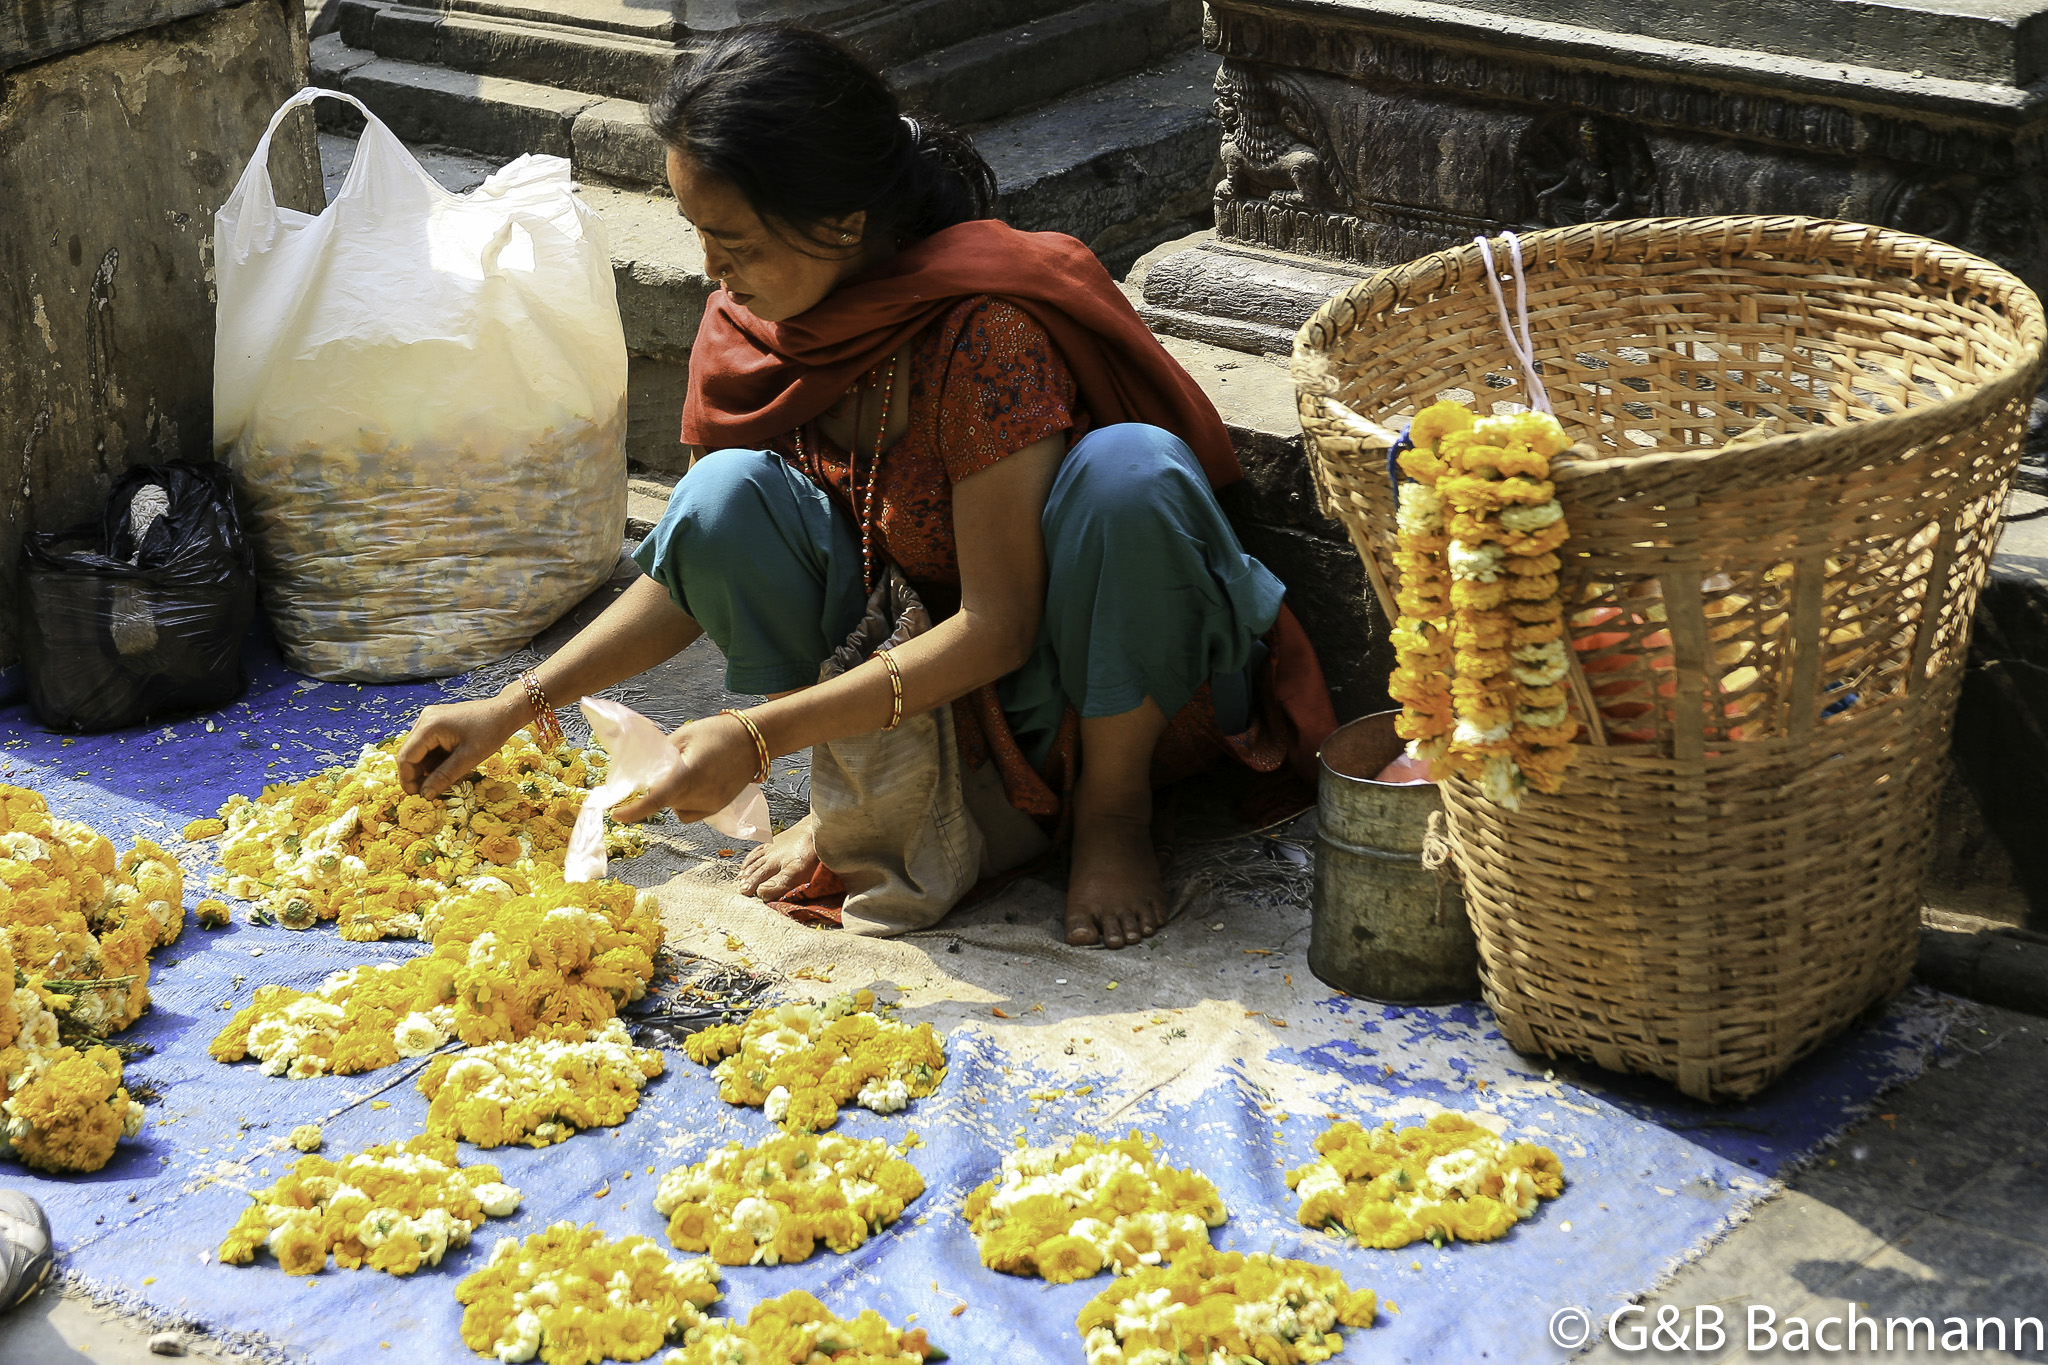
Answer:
1293 216 2046 1101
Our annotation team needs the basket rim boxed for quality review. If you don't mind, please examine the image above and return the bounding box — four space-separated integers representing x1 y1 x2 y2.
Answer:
1290 215 2048 486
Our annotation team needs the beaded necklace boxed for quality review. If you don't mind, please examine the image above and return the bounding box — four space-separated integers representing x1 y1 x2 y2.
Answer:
791 356 899 595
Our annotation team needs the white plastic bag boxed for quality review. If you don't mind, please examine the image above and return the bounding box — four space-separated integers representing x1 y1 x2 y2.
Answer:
566 697 770 883
214 89 628 681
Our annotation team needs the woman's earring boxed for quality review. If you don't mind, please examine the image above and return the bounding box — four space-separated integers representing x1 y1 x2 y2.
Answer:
840 230 855 243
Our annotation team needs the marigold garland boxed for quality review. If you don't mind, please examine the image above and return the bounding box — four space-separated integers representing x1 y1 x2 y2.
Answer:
209 868 659 1080
1390 401 1577 808
652 1132 924 1267
961 1131 1227 1284
1075 1247 1378 1365
1283 1112 1565 1250
203 732 643 939
661 1292 940 1365
0 786 179 1171
684 993 945 1133
418 1018 665 1149
455 1223 722 1365
217 1135 523 1277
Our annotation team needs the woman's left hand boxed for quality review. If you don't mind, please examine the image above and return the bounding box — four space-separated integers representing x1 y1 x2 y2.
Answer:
611 715 760 824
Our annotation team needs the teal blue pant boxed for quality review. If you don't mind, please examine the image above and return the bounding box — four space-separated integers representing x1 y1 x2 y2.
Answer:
633 424 1286 766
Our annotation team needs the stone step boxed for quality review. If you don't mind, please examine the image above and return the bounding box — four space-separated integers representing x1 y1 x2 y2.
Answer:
887 0 1200 129
310 34 1218 261
336 0 678 103
328 0 1196 129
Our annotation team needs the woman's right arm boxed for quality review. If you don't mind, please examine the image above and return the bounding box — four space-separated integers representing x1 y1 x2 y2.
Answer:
396 574 703 797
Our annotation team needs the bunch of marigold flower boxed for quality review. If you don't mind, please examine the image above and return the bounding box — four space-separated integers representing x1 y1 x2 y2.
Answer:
209 869 659 1080
1284 1111 1564 1249
217 1134 522 1277
0 786 177 1171
455 1223 722 1365
418 1018 664 1148
1391 401 1578 807
961 1131 1227 1284
1076 1247 1378 1365
652 1131 924 1267
203 732 643 938
2 784 184 1038
683 992 944 1133
662 1291 939 1365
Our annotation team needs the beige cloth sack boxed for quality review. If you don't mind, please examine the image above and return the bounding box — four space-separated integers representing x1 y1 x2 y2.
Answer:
810 568 985 935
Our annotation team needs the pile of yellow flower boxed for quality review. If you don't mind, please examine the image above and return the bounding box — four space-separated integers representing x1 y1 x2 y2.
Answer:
1076 1248 1378 1365
684 992 945 1133
418 1018 665 1148
961 1132 1227 1283
210 869 660 1079
203 732 643 938
217 1135 523 1276
1284 1112 1565 1249
1389 401 1577 808
1 785 184 1038
652 1132 924 1267
661 1292 938 1365
455 1223 722 1365
0 786 182 1172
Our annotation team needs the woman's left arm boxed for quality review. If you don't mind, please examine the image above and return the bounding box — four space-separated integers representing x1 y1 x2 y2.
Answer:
611 434 1065 822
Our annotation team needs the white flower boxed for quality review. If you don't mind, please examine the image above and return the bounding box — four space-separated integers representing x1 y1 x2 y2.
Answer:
1425 1148 1491 1199
763 1087 792 1123
1509 639 1570 686
1447 539 1506 582
1517 703 1570 729
857 1077 909 1113
474 1183 523 1219
1499 499 1564 533
393 1012 448 1057
1395 483 1444 536
730 1197 779 1244
1452 719 1511 746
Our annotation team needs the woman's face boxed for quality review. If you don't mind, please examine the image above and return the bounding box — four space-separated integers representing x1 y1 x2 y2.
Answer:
666 149 871 323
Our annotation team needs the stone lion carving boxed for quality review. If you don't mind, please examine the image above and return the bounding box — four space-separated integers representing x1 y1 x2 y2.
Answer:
1882 173 2044 274
1214 59 1345 209
1517 114 1658 227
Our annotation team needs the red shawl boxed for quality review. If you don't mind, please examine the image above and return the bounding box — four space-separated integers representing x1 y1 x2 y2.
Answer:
683 219 1242 487
682 218 1335 789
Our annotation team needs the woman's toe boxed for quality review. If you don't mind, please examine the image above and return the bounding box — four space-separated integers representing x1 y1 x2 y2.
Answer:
1065 910 1101 947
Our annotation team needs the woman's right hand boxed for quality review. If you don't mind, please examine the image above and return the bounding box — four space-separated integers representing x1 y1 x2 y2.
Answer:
396 690 529 798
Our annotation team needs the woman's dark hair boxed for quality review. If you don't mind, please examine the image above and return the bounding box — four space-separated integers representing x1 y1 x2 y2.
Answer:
648 25 998 250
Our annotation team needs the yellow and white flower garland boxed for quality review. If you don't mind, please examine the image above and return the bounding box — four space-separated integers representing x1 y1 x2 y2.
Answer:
1284 1112 1565 1249
684 993 945 1133
0 786 179 1171
961 1132 1227 1284
455 1223 722 1365
1390 402 1577 808
217 1135 522 1277
210 869 659 1079
418 1018 665 1149
662 1292 939 1365
1076 1247 1378 1365
202 732 643 939
652 1132 924 1267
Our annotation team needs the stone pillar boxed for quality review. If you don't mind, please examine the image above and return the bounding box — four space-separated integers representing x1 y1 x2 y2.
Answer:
1 0 325 679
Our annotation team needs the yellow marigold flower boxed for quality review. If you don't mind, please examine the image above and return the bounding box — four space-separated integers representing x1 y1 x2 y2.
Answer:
1033 1235 1103 1284
687 995 945 1132
195 898 231 929
708 1228 756 1266
1077 1248 1376 1364
456 1223 719 1364
181 818 226 841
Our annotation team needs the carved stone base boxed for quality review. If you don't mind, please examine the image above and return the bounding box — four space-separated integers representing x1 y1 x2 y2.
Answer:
1152 0 2048 358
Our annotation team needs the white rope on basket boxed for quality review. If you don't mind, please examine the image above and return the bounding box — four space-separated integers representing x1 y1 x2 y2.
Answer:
1474 231 1552 415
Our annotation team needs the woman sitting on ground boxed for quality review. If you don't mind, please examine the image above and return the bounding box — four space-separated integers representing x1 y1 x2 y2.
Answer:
395 24 1334 950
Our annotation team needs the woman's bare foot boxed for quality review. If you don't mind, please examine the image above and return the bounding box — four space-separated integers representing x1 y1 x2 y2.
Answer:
1063 698 1171 950
1065 809 1166 949
738 811 820 900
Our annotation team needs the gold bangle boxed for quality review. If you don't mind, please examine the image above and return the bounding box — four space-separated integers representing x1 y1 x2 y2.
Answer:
876 648 905 731
720 708 772 783
520 670 564 749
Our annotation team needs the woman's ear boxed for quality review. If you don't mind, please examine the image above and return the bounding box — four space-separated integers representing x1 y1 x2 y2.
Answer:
822 210 867 247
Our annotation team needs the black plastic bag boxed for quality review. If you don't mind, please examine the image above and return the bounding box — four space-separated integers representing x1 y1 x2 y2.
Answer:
18 462 257 731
